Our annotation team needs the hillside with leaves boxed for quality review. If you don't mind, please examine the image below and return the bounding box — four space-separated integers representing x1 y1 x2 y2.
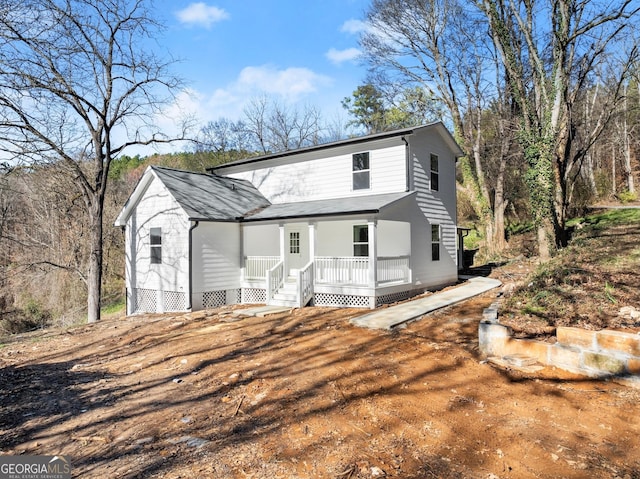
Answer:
500 209 640 337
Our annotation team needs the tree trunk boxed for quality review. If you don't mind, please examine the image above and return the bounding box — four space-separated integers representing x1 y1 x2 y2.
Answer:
87 199 103 323
623 122 635 194
492 192 507 252
583 152 598 197
491 119 510 252
621 84 636 194
612 147 617 196
537 223 551 262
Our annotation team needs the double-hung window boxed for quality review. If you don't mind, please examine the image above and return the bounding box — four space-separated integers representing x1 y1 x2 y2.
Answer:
352 152 370 190
431 224 440 261
150 227 162 264
430 153 439 191
353 225 369 257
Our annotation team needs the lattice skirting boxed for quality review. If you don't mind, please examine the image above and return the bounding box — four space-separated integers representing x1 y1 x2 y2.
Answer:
313 290 418 309
132 288 157 313
202 289 241 309
241 288 266 304
313 293 372 308
132 288 187 314
132 287 416 313
376 290 416 307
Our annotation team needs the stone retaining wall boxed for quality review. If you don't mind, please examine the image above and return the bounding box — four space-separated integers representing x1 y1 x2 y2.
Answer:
479 302 640 386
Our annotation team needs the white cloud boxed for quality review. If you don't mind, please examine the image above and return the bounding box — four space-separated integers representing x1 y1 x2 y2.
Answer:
176 3 229 28
341 19 368 34
157 65 333 129
325 47 361 65
236 65 332 100
132 65 341 155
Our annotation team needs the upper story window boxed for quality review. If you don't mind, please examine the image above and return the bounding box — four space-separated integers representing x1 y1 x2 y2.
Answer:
352 152 370 190
150 227 162 264
353 225 369 257
430 153 439 191
431 224 440 261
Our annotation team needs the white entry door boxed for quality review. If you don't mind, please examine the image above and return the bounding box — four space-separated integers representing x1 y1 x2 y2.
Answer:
286 226 309 275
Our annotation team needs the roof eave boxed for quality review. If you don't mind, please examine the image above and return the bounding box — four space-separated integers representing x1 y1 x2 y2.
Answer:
241 208 384 223
113 166 156 226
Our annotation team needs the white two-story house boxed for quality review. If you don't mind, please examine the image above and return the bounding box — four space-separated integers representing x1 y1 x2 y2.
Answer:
114 122 464 315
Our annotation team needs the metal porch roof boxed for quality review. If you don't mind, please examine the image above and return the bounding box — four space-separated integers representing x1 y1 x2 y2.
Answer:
242 191 415 222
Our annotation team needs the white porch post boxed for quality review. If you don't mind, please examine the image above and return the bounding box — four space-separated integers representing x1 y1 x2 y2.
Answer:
368 220 377 287
279 223 286 274
308 222 316 262
368 220 378 309
239 224 245 282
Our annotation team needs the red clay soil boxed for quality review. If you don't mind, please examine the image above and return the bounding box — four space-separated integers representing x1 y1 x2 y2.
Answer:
1 294 639 478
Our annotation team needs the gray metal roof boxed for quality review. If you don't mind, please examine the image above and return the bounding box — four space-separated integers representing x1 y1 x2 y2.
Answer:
151 166 271 221
243 191 415 222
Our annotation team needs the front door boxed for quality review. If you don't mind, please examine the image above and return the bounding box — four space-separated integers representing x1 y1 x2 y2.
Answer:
285 226 308 276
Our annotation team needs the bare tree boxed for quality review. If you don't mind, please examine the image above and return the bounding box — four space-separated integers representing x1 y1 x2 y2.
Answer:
361 0 514 255
478 0 640 257
242 96 326 153
618 81 638 194
198 118 253 155
0 0 184 322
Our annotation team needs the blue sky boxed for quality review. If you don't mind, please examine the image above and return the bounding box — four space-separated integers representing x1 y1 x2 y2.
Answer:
155 0 371 131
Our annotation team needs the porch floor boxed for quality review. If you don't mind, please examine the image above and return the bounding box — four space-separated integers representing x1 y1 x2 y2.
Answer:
350 276 502 330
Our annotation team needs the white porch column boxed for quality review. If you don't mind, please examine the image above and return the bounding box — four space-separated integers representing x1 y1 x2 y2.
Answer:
239 223 245 282
279 223 286 273
308 222 316 262
368 220 377 287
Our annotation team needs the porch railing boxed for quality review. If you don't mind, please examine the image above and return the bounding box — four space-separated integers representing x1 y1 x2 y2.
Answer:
246 255 411 289
244 256 280 280
266 260 284 303
297 261 314 307
315 256 369 285
377 256 410 284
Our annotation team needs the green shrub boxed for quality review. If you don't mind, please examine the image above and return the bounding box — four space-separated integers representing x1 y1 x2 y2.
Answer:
618 190 638 204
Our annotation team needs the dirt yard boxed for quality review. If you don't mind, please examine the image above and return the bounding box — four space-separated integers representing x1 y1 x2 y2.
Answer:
1 288 640 479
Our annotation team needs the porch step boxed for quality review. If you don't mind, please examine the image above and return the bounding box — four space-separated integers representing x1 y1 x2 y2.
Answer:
269 298 298 307
273 291 297 302
270 277 299 307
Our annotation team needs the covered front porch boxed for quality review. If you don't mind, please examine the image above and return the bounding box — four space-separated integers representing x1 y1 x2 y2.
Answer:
240 219 413 309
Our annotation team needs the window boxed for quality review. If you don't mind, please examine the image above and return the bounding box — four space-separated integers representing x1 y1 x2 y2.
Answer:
150 227 162 264
353 225 369 257
289 231 300 254
430 153 439 191
352 152 370 190
431 224 440 261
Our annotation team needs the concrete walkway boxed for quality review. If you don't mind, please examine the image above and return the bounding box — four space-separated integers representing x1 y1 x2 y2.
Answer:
350 276 502 330
232 305 293 318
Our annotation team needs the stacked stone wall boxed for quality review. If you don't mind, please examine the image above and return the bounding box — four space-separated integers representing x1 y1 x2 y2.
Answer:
479 302 640 386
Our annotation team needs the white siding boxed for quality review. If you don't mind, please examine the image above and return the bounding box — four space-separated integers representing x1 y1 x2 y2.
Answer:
407 128 458 287
243 224 280 256
228 139 407 203
313 219 410 258
316 221 357 256
192 222 241 292
126 176 190 304
378 220 411 257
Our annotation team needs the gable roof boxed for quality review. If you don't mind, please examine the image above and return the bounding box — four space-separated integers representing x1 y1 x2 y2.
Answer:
208 122 464 174
243 191 415 222
114 166 271 225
